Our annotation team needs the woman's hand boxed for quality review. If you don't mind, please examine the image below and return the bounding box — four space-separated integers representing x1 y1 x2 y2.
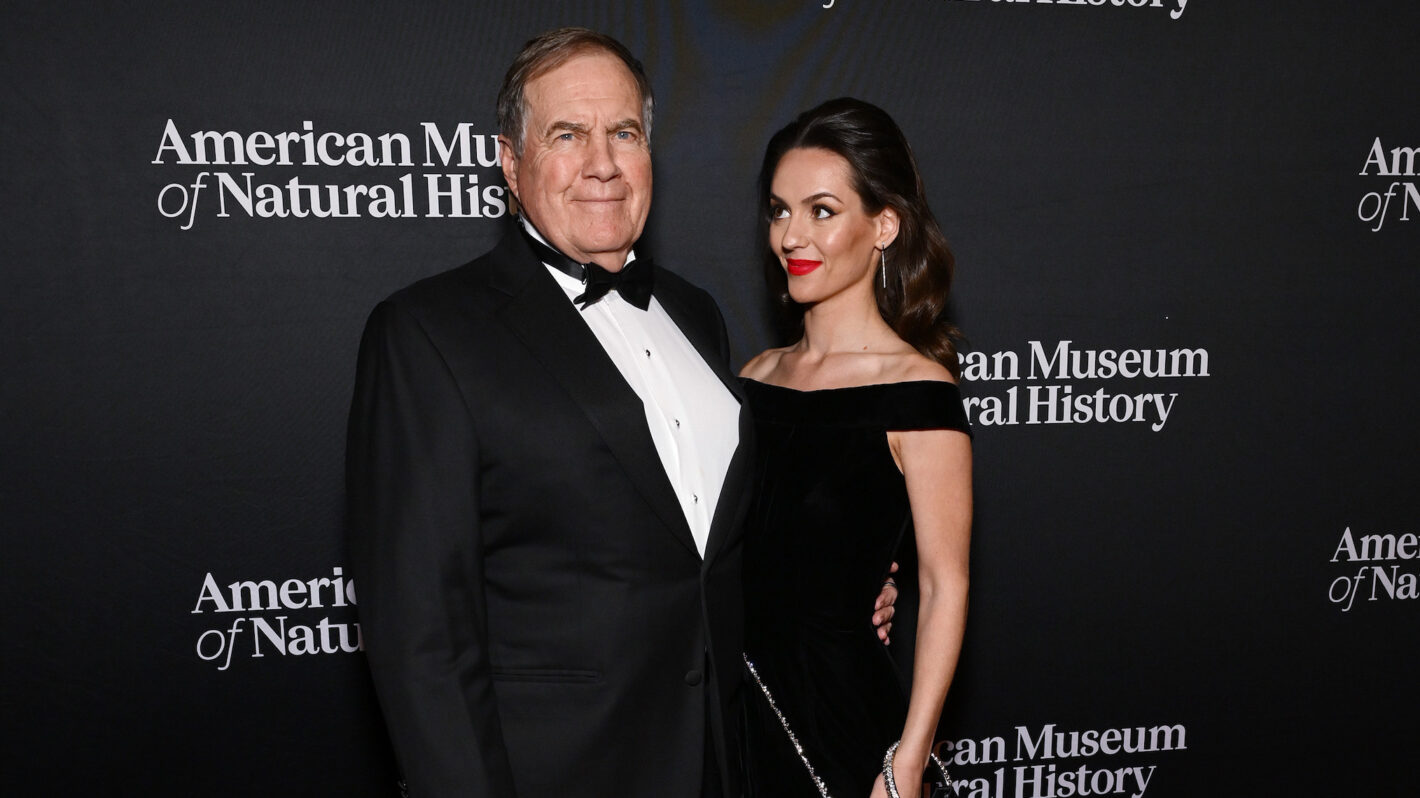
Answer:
873 561 900 643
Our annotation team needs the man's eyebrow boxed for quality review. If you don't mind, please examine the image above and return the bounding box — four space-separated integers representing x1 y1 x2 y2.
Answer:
607 118 643 133
545 120 589 136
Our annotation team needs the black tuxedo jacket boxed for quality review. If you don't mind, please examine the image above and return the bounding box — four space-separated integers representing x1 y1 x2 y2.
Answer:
346 230 753 797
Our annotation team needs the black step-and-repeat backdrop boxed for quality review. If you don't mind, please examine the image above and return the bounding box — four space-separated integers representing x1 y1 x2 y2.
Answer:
5 2 1417 795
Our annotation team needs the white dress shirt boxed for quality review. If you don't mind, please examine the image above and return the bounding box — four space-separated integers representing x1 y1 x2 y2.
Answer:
525 221 741 557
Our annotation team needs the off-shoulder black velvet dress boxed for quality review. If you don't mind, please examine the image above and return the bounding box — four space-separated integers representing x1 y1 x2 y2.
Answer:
740 379 971 797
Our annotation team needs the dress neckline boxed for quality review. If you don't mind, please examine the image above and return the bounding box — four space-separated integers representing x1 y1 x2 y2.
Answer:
739 377 971 434
741 377 959 394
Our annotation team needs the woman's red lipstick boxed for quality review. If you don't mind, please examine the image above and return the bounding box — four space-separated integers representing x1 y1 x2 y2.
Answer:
786 258 821 276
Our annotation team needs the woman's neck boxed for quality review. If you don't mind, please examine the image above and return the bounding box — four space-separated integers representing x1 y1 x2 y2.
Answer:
797 288 895 360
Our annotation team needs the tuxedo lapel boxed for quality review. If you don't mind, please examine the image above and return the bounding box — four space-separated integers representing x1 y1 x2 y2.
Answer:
701 400 753 568
653 275 752 568
653 280 746 405
487 233 700 558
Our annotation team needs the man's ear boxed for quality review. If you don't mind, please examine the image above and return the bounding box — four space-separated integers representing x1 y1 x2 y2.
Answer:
498 135 520 199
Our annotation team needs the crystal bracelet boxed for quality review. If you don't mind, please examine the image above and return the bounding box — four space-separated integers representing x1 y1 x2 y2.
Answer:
882 739 952 798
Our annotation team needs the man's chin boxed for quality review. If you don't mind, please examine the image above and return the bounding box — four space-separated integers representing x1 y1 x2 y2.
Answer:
567 229 640 260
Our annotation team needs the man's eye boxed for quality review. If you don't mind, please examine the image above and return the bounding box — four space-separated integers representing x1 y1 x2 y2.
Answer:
557 133 575 141
615 130 636 140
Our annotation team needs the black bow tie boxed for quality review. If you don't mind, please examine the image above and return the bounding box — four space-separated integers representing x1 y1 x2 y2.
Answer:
520 223 655 311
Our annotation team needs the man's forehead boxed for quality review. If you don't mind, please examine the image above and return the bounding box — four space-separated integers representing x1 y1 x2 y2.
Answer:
525 52 642 119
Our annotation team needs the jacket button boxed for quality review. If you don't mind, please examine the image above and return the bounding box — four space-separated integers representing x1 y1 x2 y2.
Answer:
684 669 703 686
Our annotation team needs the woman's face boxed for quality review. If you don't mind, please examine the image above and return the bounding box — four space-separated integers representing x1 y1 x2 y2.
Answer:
768 147 895 306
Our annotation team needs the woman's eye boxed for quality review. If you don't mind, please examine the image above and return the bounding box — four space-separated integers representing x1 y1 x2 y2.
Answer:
813 205 834 219
770 206 789 220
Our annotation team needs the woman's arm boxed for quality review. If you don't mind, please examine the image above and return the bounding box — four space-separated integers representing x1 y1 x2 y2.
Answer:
876 426 973 797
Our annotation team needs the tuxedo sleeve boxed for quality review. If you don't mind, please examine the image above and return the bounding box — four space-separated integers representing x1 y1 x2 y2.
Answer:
346 300 516 797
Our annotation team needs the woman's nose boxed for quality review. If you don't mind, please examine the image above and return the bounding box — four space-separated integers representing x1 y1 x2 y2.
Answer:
779 214 807 252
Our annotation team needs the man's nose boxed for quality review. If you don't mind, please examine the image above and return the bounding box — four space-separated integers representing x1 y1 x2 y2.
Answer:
583 135 621 181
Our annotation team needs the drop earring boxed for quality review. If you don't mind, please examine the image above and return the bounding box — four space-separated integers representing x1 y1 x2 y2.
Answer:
879 247 887 288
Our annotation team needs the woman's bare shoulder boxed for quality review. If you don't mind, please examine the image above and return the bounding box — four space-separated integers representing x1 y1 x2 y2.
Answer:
889 350 958 385
739 347 792 380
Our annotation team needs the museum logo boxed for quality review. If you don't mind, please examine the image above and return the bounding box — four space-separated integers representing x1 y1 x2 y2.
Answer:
1356 138 1420 232
938 0 1189 22
958 340 1210 432
1327 526 1420 611
936 721 1187 798
190 566 362 670
152 119 509 229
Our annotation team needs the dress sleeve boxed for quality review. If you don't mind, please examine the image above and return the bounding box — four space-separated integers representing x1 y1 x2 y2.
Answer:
878 381 973 436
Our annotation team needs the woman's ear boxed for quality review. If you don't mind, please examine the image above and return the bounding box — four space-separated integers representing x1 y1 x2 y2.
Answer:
877 206 900 250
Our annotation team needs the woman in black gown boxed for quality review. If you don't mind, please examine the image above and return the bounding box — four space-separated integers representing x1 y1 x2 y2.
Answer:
739 98 972 798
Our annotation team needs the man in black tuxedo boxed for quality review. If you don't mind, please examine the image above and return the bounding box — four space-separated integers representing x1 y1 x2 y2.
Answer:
347 28 753 797
348 27 894 798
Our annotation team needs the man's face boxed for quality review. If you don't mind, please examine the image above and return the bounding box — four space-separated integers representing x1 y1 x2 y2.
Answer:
500 51 652 272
